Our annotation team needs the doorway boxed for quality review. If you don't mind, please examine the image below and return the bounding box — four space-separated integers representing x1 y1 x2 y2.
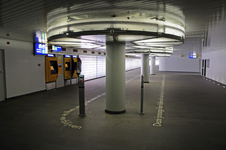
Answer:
202 59 207 77
0 49 6 101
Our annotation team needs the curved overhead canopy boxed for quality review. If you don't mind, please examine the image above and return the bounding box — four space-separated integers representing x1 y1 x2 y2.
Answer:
47 0 185 56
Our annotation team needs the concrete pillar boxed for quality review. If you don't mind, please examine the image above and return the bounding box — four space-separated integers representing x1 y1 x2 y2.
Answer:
141 54 150 83
105 40 126 114
150 56 156 75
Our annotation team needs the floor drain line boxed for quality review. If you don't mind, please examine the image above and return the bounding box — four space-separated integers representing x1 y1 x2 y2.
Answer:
153 74 165 127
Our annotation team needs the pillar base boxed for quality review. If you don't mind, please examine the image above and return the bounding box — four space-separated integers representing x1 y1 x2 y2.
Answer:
78 114 86 117
139 112 145 115
105 109 126 114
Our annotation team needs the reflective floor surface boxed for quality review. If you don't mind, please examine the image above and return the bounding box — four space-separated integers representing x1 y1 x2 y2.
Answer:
1 69 226 150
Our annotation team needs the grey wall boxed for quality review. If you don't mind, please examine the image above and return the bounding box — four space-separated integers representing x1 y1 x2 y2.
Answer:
0 38 46 98
159 38 201 73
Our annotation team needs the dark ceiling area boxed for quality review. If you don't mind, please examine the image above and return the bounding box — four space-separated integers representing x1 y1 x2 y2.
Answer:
0 0 225 42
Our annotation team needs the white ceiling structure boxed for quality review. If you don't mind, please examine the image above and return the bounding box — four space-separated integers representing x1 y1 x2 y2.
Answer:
0 0 225 56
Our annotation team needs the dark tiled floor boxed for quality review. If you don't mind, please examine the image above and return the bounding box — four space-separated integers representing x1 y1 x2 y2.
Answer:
1 69 226 150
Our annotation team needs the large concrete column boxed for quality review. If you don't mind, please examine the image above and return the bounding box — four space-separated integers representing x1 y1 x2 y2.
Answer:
141 54 150 83
150 56 156 75
105 40 126 114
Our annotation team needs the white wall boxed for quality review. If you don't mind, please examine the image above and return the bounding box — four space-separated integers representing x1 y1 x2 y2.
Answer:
0 38 46 98
80 55 106 80
159 39 201 73
202 49 226 84
125 57 141 71
202 20 226 85
0 38 141 98
159 55 200 72
80 55 141 80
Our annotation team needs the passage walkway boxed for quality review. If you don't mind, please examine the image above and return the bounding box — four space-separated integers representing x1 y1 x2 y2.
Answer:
1 69 226 150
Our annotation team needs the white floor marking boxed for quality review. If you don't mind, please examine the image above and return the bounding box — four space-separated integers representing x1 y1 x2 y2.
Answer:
153 74 165 127
60 74 140 129
125 75 140 84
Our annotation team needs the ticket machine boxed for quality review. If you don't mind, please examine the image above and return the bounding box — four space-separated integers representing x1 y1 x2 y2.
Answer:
46 54 58 83
71 55 78 78
64 55 71 80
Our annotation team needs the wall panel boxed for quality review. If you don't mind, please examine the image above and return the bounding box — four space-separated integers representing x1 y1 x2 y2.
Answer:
0 38 46 98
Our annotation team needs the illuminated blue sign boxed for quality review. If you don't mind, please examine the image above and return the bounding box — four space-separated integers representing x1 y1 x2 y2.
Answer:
34 43 48 55
47 54 54 57
65 55 70 58
52 45 62 52
73 55 77 58
35 31 47 43
189 53 197 59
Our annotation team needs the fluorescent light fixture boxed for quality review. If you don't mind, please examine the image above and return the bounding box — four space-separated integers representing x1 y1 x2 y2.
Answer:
150 50 173 53
165 22 185 32
165 47 173 50
125 53 171 57
145 41 183 45
134 38 183 47
98 46 106 49
49 42 83 45
135 37 178 43
49 41 101 49
132 46 173 53
53 38 94 43
133 46 153 49
134 50 150 53
156 54 171 57
125 53 141 57
149 54 157 57
165 27 184 37
81 43 100 48
150 53 171 57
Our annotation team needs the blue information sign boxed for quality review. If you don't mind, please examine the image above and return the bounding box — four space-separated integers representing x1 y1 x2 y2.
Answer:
52 45 62 52
35 31 47 43
34 43 48 55
65 55 70 58
47 54 54 57
189 53 197 59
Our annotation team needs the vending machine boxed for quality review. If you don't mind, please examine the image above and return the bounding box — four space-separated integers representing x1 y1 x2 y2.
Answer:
71 55 78 79
64 55 71 80
46 54 58 83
